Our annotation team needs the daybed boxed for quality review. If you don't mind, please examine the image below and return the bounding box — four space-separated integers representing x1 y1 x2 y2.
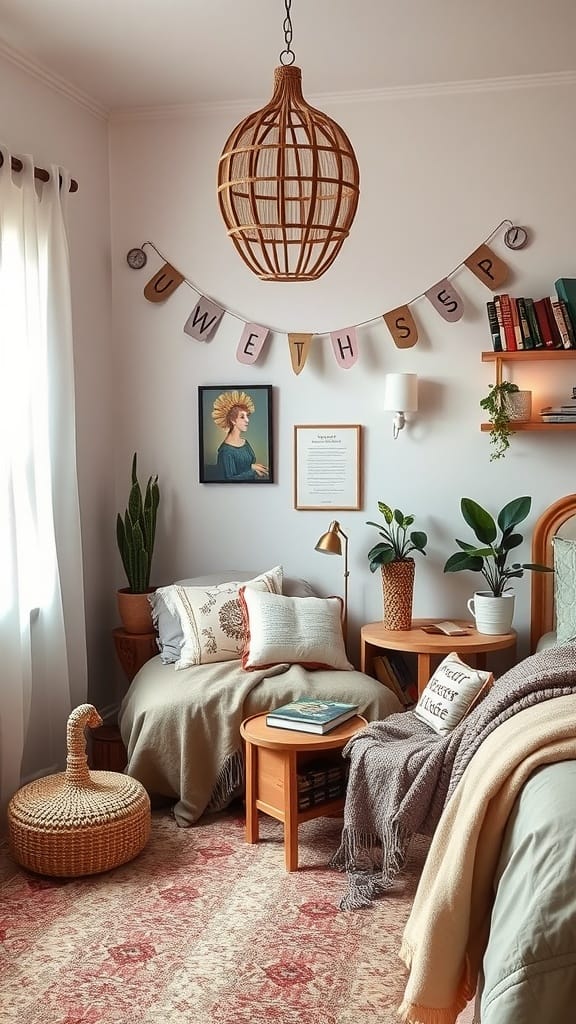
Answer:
331 496 576 1023
118 569 401 827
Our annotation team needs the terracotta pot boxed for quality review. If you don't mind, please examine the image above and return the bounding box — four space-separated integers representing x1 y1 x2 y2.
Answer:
380 560 415 631
117 588 155 635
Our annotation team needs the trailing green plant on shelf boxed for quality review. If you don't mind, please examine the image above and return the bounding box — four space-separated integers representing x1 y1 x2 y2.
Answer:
116 452 160 593
479 380 522 461
366 502 428 571
443 496 552 596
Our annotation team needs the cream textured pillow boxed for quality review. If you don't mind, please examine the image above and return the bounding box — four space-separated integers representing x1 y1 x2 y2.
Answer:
161 566 283 669
553 537 576 643
239 588 353 671
413 652 493 736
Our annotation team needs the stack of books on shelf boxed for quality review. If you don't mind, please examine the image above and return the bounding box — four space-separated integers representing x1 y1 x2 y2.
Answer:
266 698 359 734
541 388 576 423
485 278 576 353
296 758 350 811
372 653 417 708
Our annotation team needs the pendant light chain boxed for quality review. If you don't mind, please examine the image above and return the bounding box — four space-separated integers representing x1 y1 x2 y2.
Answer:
279 0 295 65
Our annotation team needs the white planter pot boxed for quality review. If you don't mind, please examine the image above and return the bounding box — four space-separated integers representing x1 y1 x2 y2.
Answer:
505 390 532 422
467 591 515 635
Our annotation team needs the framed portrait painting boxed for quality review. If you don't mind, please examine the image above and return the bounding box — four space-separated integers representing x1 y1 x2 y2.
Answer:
198 385 273 483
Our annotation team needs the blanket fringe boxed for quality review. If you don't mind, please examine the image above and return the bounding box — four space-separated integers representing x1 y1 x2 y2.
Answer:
397 998 467 1024
332 822 411 910
207 750 244 812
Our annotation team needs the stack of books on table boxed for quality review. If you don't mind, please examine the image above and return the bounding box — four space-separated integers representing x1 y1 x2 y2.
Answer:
540 403 576 424
266 698 359 734
296 758 350 810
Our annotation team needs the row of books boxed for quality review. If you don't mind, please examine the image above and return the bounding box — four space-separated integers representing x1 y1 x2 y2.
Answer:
486 279 576 352
372 653 418 708
296 758 349 811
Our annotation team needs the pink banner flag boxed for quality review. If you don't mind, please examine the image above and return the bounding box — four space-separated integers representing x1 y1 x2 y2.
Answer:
330 327 359 368
236 323 270 364
425 278 464 322
183 297 225 342
288 333 314 375
143 263 184 303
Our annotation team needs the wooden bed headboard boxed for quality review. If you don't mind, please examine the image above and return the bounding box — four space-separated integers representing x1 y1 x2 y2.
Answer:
531 493 576 653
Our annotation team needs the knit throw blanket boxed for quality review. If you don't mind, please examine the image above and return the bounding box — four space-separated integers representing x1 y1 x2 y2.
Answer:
331 645 576 909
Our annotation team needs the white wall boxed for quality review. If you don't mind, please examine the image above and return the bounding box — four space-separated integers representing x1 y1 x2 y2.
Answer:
0 53 117 712
109 77 576 664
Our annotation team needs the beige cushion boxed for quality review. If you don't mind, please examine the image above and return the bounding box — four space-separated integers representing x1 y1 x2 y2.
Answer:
413 652 493 736
240 588 353 671
160 566 283 669
553 537 576 643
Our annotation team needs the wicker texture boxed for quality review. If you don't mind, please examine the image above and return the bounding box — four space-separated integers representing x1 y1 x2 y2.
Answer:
217 65 360 281
8 704 151 877
380 560 416 631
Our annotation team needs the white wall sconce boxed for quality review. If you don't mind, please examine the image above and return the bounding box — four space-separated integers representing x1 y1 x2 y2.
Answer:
383 373 418 439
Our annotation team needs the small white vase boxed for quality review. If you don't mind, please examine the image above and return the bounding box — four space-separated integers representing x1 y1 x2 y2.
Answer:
466 591 515 635
505 390 532 422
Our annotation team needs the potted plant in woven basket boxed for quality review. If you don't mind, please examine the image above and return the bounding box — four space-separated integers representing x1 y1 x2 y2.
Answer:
116 452 160 634
366 502 428 630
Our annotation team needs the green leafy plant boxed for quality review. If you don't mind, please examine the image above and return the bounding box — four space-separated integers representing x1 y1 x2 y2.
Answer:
116 452 160 592
480 380 520 461
366 502 428 572
443 496 552 596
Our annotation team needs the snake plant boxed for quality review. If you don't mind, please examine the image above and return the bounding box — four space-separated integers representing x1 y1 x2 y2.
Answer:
116 452 160 592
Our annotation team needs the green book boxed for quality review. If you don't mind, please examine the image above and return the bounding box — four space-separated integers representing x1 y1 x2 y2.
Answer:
516 297 535 350
266 698 359 734
555 279 576 336
524 297 545 349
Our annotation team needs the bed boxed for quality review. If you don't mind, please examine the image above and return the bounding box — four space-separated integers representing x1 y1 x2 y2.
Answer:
397 495 576 1024
118 568 401 827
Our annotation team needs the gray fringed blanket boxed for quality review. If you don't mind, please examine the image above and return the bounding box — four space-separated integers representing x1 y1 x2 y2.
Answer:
331 645 576 909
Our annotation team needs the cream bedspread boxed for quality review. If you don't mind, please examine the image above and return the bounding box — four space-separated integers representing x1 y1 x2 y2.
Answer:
118 655 401 826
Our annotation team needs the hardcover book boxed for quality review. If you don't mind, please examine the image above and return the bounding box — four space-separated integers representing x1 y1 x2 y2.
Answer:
555 279 576 330
266 698 359 734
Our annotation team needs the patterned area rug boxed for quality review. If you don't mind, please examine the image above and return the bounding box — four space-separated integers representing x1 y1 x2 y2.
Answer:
1 807 475 1024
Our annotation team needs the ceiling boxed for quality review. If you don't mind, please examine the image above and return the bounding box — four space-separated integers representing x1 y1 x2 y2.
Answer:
1 0 575 112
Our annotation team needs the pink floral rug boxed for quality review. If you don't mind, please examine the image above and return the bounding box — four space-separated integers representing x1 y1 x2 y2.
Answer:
1 807 475 1023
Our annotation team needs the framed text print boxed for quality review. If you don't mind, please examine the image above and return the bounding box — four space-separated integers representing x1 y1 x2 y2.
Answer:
198 385 273 483
294 424 362 510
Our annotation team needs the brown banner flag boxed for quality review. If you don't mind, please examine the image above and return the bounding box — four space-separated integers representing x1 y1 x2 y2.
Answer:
383 305 419 348
143 263 184 302
236 323 270 364
288 333 314 375
464 244 509 291
424 278 464 322
183 297 225 341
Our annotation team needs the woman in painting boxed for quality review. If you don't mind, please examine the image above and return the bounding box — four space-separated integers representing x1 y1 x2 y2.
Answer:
212 390 269 481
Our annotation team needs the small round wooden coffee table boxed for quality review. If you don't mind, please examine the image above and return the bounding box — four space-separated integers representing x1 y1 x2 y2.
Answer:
240 712 367 871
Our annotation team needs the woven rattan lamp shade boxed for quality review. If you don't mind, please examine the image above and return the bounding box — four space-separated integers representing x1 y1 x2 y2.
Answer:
217 65 360 281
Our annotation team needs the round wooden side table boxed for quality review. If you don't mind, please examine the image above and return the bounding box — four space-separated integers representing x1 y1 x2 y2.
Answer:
240 712 367 872
360 618 517 698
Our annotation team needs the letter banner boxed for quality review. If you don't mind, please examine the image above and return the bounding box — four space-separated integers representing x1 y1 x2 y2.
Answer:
183 297 225 341
288 333 314 375
424 278 464 323
236 323 270 364
330 327 359 368
383 305 419 348
143 263 185 303
464 244 509 291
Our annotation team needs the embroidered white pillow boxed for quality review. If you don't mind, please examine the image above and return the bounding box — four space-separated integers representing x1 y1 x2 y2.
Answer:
239 589 353 671
413 652 493 736
162 566 283 669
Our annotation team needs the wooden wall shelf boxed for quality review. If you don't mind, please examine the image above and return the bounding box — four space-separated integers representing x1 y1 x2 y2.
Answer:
481 350 576 432
481 421 576 432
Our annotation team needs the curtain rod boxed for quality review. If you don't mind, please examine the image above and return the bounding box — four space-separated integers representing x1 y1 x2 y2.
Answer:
0 153 78 193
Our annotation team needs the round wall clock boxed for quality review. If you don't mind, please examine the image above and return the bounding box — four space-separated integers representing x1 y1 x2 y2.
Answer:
126 247 147 270
503 226 528 250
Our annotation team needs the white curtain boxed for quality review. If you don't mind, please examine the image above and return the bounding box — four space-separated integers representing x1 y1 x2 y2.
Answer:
0 145 87 820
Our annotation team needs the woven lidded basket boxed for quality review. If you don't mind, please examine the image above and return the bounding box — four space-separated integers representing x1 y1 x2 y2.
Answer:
8 704 151 877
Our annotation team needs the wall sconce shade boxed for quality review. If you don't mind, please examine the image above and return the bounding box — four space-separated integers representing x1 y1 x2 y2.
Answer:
314 520 349 640
383 372 418 439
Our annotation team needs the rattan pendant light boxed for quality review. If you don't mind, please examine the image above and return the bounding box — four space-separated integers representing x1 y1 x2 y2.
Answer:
217 0 360 281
